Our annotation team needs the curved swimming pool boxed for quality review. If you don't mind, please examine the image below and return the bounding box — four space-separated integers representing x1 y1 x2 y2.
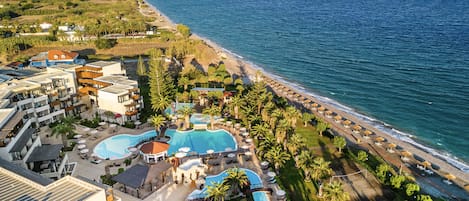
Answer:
252 191 270 201
93 131 155 159
165 129 237 155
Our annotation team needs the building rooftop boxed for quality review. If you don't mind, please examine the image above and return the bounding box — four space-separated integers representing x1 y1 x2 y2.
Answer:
94 75 137 86
9 128 36 153
47 50 78 61
0 108 15 128
0 158 105 201
99 84 133 95
86 61 119 68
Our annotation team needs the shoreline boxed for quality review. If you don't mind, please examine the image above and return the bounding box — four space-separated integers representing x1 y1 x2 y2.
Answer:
142 0 469 188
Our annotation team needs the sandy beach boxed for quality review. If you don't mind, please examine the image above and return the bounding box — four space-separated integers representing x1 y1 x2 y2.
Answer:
141 0 469 195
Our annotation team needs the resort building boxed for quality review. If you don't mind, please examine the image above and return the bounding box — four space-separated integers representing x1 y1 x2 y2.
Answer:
95 75 143 123
76 61 126 106
29 50 85 68
0 66 82 127
0 157 118 201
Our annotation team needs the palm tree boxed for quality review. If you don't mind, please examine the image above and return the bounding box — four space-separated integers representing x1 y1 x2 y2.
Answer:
261 101 275 122
247 114 261 129
152 96 171 113
275 119 290 150
316 120 330 136
311 157 333 182
203 105 221 130
178 106 194 130
229 95 244 119
285 106 301 128
288 134 306 157
206 182 229 201
333 136 347 154
223 168 249 196
257 134 276 159
296 150 314 182
178 76 190 91
51 116 77 148
150 114 166 136
265 146 291 174
323 181 350 201
251 123 271 140
302 112 314 127
270 109 283 129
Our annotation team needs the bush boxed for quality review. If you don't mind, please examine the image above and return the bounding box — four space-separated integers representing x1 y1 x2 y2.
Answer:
123 121 135 129
118 168 125 174
80 118 100 128
124 158 132 166
94 38 117 49
100 175 117 186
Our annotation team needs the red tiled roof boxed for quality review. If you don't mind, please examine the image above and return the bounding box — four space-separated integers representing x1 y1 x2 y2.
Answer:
140 142 170 154
47 50 78 61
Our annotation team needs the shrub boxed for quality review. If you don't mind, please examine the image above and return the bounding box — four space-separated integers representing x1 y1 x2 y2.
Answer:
124 158 132 166
123 121 135 129
100 175 117 186
118 168 125 174
94 38 117 49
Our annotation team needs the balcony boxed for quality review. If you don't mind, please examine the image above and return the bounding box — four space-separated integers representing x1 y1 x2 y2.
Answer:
131 94 140 100
78 87 98 96
125 110 138 116
78 71 103 79
124 102 137 107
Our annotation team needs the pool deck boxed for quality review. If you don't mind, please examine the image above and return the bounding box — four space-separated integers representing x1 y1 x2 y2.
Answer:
39 119 285 201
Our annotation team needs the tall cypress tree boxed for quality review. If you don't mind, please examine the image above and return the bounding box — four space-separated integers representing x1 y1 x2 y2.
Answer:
148 48 175 113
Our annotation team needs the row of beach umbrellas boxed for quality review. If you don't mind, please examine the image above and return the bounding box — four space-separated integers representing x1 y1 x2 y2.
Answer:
265 76 456 181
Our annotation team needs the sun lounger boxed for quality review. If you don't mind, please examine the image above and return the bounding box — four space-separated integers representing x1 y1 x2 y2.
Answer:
91 159 102 164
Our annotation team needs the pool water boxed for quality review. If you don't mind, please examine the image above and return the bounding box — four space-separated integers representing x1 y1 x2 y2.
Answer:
190 113 211 125
164 103 194 115
165 129 237 155
252 191 269 201
93 131 155 159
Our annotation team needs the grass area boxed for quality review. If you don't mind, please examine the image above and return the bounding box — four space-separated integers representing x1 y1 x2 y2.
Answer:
278 159 318 201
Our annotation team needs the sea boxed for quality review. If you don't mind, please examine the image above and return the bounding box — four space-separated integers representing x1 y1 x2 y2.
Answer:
147 0 469 169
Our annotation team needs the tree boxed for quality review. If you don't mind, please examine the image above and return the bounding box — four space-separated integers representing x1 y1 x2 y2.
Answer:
265 146 290 174
296 150 314 182
288 134 305 156
206 181 229 201
390 175 406 189
136 55 146 77
333 136 346 154
229 95 244 119
275 119 290 150
323 181 350 201
51 116 77 148
223 168 249 196
178 76 190 91
148 48 175 112
203 104 221 130
251 123 271 140
316 120 329 136
285 106 301 128
178 106 194 130
150 114 166 135
301 112 314 127
405 183 420 197
257 134 275 159
417 194 432 201
357 150 368 162
176 24 191 38
311 157 332 182
376 164 391 182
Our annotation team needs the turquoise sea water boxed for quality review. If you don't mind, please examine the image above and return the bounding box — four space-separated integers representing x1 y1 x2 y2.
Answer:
148 0 469 165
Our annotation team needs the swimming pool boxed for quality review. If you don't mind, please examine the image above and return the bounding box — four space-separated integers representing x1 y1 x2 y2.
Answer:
190 113 211 124
93 131 155 159
164 103 194 115
165 129 237 155
252 191 270 201
187 168 263 200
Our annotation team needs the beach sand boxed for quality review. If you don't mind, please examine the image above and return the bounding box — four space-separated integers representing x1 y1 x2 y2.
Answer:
141 0 469 193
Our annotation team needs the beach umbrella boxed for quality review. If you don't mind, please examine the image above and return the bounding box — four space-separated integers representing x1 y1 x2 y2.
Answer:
295 93 301 97
227 153 236 158
98 122 106 126
206 149 214 154
241 132 250 137
325 110 333 117
80 149 89 154
318 106 326 111
245 151 252 156
241 145 250 150
334 115 342 121
304 99 312 103
445 173 456 181
83 127 91 132
245 138 253 143
77 139 86 144
363 130 373 136
421 161 431 168
464 184 469 192
90 130 98 135
110 124 117 128
178 147 191 153
311 103 319 108
352 125 362 131
387 143 397 149
343 120 352 126
375 137 385 143
401 151 412 158
175 152 187 158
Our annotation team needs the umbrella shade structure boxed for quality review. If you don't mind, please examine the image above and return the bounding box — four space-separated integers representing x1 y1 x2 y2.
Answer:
80 149 89 154
352 125 362 131
178 147 191 153
241 145 250 150
83 127 91 132
421 161 431 168
240 127 247 132
77 144 86 149
267 171 276 178
227 153 236 158
311 103 319 108
401 151 412 158
241 132 250 137
334 115 342 121
134 121 142 126
445 173 456 181
245 151 252 156
90 130 98 135
245 138 253 143
325 110 333 115
206 149 214 154
374 137 385 142
175 152 187 158
77 139 86 144
110 124 117 128
318 106 326 111
73 135 82 139
387 143 397 149
363 130 373 136
343 120 352 126
98 122 106 126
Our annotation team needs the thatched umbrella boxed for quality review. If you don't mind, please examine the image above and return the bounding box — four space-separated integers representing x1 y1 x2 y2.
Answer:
445 173 456 181
421 161 431 169
387 143 397 153
363 130 373 136
304 99 313 104
325 110 333 118
464 184 469 192
343 120 352 128
334 115 342 122
352 125 362 133
318 106 326 114
295 93 301 97
375 136 385 143
311 103 319 108
401 151 412 160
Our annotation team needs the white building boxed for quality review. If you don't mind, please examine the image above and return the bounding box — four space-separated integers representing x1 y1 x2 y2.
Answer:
96 75 142 123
